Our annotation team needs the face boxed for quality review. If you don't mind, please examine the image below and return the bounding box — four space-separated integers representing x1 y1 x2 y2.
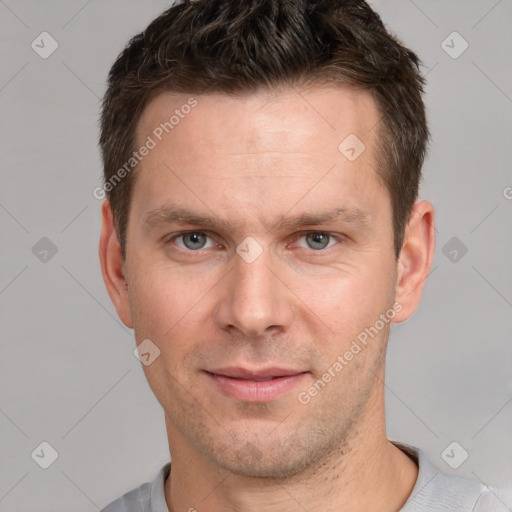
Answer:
110 86 405 478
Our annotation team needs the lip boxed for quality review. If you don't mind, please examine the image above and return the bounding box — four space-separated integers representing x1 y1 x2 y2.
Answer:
205 367 308 402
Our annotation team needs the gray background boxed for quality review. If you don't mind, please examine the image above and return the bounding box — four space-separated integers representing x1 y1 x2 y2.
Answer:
1 0 511 510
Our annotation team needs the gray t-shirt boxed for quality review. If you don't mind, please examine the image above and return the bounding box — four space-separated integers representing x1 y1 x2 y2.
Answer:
101 443 511 511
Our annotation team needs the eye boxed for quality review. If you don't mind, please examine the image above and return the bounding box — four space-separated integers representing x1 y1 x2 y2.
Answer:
174 232 217 251
297 232 338 250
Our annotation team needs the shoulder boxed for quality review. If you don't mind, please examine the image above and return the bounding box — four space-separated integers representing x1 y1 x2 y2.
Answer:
473 486 512 512
102 483 152 512
395 443 510 512
101 463 171 512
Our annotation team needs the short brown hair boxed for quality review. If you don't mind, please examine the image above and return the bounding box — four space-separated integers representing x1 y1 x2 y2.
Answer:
99 0 428 259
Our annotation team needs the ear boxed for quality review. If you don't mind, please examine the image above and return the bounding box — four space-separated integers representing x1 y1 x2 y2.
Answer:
392 200 435 323
99 200 133 328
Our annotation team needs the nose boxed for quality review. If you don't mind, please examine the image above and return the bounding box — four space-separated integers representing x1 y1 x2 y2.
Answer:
213 248 294 339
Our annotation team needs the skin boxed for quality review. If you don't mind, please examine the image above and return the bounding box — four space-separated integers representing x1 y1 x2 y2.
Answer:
100 85 435 511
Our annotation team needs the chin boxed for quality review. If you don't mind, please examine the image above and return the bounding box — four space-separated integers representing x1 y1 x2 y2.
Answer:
202 433 334 480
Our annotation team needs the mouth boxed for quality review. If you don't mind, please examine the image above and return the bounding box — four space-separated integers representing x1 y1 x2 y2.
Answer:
205 367 309 402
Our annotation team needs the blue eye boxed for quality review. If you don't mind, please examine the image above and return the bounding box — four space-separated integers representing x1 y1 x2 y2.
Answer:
299 232 337 250
175 232 215 250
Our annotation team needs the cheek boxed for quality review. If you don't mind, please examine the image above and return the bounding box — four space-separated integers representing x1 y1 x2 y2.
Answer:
300 264 392 344
128 264 215 360
130 262 205 321
127 268 206 401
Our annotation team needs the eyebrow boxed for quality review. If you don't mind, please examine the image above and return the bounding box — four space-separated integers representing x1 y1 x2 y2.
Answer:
271 208 371 231
143 205 371 233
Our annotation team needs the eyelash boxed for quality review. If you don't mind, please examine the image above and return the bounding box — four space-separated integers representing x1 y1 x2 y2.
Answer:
166 231 344 252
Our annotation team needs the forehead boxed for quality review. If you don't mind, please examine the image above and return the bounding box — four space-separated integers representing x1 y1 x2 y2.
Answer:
131 86 386 229
136 85 380 163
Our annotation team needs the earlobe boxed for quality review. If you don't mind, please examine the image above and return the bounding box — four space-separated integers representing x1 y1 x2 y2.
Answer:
392 200 436 324
99 200 133 328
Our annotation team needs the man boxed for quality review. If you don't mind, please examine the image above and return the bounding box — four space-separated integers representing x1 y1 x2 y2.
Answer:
98 1 508 510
